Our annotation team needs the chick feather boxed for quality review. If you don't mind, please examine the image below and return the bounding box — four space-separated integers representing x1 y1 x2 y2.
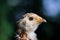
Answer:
16 13 47 40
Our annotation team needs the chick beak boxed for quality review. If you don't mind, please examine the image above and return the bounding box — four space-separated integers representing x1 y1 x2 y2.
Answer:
37 17 47 24
42 18 47 22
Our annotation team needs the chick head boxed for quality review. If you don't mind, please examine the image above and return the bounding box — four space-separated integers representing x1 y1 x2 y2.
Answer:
17 13 47 32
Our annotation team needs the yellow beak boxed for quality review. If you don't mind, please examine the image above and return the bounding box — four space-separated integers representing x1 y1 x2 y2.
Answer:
42 18 47 22
37 17 47 23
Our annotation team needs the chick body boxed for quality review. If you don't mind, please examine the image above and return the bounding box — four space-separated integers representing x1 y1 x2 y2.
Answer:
16 13 46 40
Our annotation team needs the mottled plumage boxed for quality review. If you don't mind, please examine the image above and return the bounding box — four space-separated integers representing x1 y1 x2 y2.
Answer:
16 13 47 40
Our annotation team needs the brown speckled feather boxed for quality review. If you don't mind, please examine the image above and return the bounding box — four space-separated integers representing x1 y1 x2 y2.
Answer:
16 13 47 40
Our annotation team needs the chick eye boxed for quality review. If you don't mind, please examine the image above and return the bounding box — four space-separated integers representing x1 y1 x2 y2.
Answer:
29 17 33 21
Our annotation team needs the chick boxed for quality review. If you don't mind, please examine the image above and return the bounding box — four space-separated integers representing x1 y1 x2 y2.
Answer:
16 13 47 40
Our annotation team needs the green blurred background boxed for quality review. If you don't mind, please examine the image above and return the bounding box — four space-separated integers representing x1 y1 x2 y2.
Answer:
0 0 15 40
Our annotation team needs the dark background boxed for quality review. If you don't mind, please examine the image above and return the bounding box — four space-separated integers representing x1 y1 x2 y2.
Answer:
0 0 60 40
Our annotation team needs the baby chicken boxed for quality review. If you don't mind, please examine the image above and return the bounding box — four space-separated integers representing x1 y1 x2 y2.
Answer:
16 13 47 40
